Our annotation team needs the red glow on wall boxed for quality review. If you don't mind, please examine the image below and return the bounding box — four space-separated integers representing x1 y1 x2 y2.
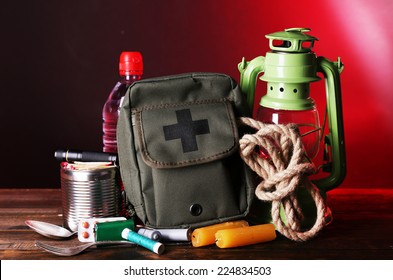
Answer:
215 0 393 189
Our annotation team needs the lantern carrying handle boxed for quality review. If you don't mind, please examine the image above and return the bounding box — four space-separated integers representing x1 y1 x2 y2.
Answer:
313 57 346 191
238 56 265 112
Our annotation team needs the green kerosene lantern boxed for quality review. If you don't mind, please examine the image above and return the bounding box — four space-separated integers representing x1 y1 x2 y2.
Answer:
238 28 346 239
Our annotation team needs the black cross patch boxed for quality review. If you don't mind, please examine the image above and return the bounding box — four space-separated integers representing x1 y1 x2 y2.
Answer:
163 109 210 153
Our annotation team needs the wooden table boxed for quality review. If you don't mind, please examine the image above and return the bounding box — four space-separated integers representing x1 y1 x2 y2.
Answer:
1 188 392 260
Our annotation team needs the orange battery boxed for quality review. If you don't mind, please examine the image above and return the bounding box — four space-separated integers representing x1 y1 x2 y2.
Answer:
215 223 276 248
191 220 249 247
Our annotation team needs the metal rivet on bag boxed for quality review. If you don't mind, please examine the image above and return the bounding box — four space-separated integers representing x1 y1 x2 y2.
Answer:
189 204 202 216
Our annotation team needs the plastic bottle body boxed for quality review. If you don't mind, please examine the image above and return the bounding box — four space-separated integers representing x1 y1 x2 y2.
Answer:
102 75 141 153
256 105 321 159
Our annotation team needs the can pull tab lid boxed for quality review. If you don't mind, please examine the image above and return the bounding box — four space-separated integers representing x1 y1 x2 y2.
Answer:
266 27 318 53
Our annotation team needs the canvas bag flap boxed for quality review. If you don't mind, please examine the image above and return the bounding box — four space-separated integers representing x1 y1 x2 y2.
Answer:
133 99 238 168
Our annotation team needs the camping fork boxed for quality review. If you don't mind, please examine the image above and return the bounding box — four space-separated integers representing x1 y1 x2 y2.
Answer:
35 240 134 256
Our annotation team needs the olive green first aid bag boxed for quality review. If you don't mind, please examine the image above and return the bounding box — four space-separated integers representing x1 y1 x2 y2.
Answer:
117 73 255 228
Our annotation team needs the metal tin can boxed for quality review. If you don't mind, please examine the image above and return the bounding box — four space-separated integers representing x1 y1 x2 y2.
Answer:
60 162 121 231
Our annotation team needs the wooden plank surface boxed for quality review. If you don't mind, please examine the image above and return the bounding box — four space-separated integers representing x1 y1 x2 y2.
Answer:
0 188 392 260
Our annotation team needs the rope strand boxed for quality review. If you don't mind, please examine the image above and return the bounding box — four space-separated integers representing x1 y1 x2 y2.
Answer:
239 117 327 241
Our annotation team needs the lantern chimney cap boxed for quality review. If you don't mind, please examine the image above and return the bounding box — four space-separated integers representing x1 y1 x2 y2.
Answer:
266 27 318 53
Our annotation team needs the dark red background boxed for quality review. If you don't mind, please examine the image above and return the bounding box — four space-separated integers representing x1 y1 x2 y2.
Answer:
1 0 392 189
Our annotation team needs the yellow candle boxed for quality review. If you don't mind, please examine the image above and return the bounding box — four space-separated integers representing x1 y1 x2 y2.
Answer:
215 223 276 248
191 220 249 247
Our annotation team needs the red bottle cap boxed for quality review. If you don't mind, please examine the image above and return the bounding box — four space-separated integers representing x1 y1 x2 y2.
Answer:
119 51 143 76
